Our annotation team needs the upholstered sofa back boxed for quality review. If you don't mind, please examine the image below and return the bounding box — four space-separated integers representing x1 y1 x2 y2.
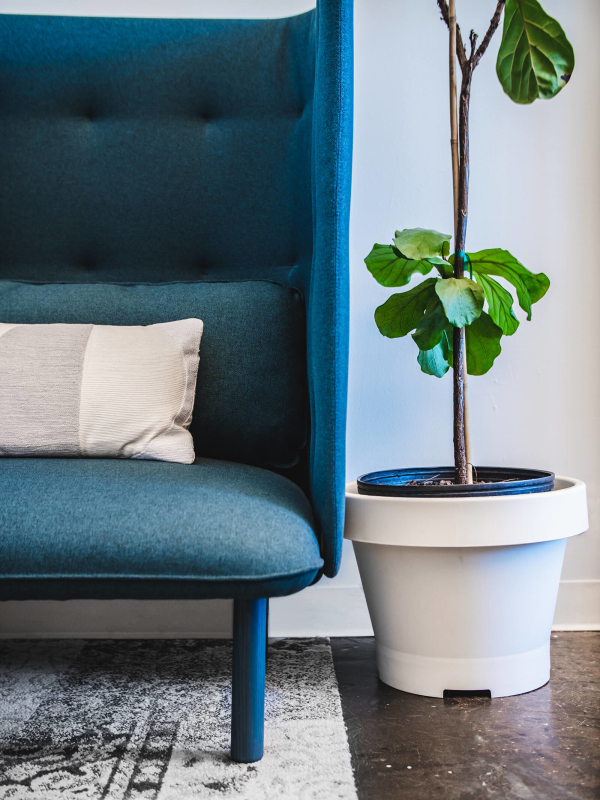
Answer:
0 14 315 283
0 13 315 475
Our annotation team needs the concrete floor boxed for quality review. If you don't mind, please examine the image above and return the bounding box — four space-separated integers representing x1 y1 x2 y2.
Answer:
331 633 600 800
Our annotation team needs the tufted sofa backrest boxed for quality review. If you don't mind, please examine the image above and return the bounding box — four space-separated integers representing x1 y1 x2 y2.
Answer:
0 13 315 283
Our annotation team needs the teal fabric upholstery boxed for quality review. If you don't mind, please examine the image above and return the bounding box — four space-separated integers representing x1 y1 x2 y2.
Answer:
0 0 353 590
0 280 308 471
0 14 315 283
0 458 322 600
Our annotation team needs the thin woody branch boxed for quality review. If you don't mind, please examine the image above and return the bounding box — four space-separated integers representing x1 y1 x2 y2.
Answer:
473 0 506 68
468 30 478 64
437 0 467 69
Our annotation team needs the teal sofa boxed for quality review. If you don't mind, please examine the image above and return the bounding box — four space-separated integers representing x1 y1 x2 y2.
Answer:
0 0 353 762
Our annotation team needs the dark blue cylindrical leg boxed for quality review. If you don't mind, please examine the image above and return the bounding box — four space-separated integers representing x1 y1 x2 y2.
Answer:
231 597 267 763
265 598 270 662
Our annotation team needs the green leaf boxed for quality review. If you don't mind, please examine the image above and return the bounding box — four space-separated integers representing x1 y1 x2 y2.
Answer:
521 270 551 305
426 256 453 278
393 228 452 261
418 340 450 378
464 248 549 320
435 277 484 328
496 0 574 104
444 325 453 353
365 243 434 287
474 271 520 336
374 278 438 339
465 312 503 376
412 297 449 351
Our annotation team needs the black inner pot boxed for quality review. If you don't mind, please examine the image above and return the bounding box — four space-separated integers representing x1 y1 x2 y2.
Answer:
357 467 555 498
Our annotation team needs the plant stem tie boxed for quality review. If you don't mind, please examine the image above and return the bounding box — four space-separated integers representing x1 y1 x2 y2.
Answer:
455 250 473 280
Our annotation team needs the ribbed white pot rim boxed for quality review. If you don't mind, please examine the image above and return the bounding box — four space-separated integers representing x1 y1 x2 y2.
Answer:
344 476 588 548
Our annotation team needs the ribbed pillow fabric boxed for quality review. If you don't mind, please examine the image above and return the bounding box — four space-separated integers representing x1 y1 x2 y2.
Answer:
0 319 203 464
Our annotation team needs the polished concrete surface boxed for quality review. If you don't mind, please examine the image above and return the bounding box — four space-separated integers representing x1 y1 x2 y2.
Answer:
331 633 600 800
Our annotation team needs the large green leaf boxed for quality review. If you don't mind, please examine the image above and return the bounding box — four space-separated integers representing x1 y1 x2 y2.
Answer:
374 278 438 339
496 0 574 104
393 228 452 261
365 243 434 287
417 340 450 378
464 249 549 320
474 271 520 336
435 277 484 328
412 297 449 351
465 312 503 375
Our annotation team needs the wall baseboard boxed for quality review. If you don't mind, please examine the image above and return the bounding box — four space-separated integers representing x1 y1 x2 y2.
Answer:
552 623 600 631
552 579 600 631
270 585 374 637
0 580 597 638
0 599 234 639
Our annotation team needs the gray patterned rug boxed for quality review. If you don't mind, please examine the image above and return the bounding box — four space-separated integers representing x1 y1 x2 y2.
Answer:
0 638 357 799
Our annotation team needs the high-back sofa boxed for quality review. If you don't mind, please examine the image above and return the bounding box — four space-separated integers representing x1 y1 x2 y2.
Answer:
0 0 353 762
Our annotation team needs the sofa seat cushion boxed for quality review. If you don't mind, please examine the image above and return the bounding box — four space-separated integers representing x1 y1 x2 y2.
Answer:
0 458 323 600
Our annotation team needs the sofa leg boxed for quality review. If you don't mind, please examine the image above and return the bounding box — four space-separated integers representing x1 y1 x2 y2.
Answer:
265 598 270 662
231 597 267 763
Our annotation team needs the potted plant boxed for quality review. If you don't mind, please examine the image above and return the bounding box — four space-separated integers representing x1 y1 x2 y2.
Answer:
345 0 589 698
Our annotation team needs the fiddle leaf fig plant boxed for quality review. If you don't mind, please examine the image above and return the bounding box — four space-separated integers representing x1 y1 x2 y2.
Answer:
365 0 573 484
367 232 550 379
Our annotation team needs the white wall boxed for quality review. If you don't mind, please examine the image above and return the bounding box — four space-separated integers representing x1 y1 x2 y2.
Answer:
0 0 598 637
347 0 600 631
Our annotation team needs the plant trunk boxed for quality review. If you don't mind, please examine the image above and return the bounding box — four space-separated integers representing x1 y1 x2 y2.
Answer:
452 327 467 482
452 56 473 484
441 0 505 484
448 0 469 485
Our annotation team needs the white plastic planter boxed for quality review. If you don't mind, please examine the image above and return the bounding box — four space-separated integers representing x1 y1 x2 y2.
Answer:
345 477 588 698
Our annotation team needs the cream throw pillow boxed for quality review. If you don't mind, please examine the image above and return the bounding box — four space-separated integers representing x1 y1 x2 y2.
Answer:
0 319 203 464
